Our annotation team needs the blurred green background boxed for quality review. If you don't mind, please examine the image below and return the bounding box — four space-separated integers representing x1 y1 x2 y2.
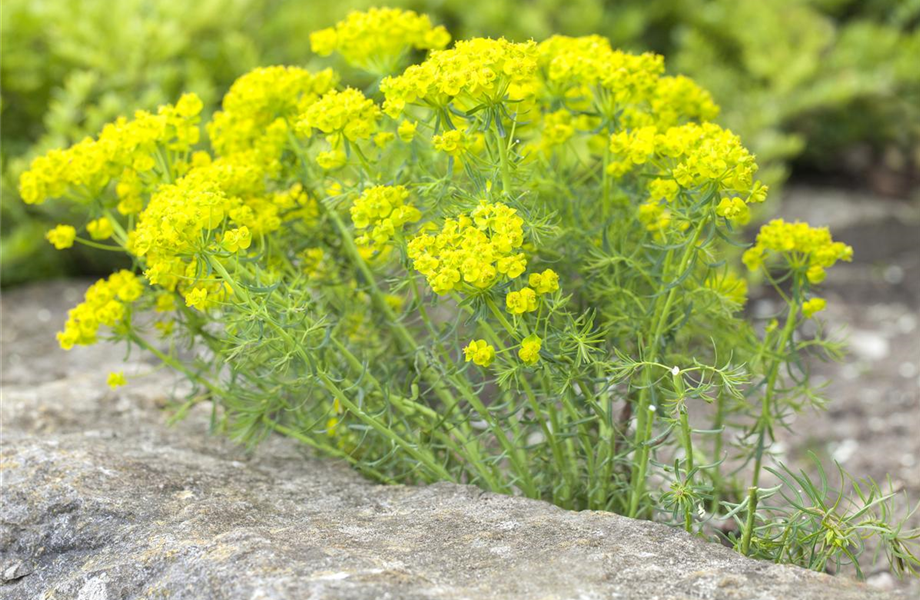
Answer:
2 0 919 286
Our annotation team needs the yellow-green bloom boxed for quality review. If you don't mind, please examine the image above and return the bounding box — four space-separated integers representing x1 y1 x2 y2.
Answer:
57 270 142 350
222 226 252 253
310 8 450 74
351 185 421 248
46 224 76 250
528 269 560 295
802 297 826 318
715 197 750 225
374 132 395 148
463 339 495 367
107 371 127 389
506 287 538 314
518 334 542 365
398 120 417 142
185 287 209 311
297 88 381 144
432 130 468 156
86 217 114 241
744 219 853 276
316 150 347 170
806 265 826 284
408 201 526 295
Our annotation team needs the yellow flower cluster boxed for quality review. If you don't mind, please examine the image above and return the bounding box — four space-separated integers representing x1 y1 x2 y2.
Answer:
608 122 767 232
46 224 76 249
208 66 337 157
381 38 539 117
398 120 418 142
644 75 720 128
529 269 560 294
742 220 854 284
610 123 759 193
408 201 526 295
130 149 319 302
539 109 577 149
87 217 114 240
20 94 203 205
310 8 450 74
463 339 495 367
57 270 143 349
107 371 128 389
518 334 542 365
350 185 422 248
506 269 559 314
802 297 827 318
432 130 469 156
131 174 230 289
269 183 321 226
506 287 537 314
537 35 663 109
715 197 752 226
297 88 381 145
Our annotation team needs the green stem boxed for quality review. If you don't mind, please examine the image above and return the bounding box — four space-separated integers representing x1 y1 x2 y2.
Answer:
628 222 705 518
741 486 759 555
751 280 800 489
711 389 726 513
672 370 694 474
493 127 513 196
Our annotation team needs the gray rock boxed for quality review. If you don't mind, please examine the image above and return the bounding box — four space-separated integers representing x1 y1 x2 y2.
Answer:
0 282 904 599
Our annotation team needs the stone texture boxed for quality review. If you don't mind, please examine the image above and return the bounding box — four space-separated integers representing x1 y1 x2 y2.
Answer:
0 276 908 600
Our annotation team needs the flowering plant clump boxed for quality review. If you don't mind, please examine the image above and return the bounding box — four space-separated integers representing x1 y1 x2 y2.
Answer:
23 8 919 578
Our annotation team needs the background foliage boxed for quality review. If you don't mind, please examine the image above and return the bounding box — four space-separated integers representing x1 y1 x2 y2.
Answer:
2 0 919 286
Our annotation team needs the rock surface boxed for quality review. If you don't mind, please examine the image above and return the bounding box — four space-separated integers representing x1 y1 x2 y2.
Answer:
2 280 905 600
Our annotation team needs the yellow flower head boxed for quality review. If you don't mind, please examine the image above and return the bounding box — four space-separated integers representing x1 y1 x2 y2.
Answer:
374 132 395 148
381 38 539 117
528 269 560 295
351 185 421 248
432 130 468 156
185 287 209 311
802 297 827 318
648 178 680 203
506 287 538 314
518 334 542 365
311 8 450 75
743 220 853 277
107 371 127 389
21 95 204 205
86 217 115 241
57 270 142 350
715 197 750 225
463 339 496 367
297 88 381 145
46 224 76 250
316 150 347 170
398 120 418 142
210 66 337 157
408 201 527 295
221 226 252 253
538 36 664 109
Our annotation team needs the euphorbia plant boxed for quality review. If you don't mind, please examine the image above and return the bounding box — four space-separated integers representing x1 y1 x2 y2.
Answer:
20 7 919 578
